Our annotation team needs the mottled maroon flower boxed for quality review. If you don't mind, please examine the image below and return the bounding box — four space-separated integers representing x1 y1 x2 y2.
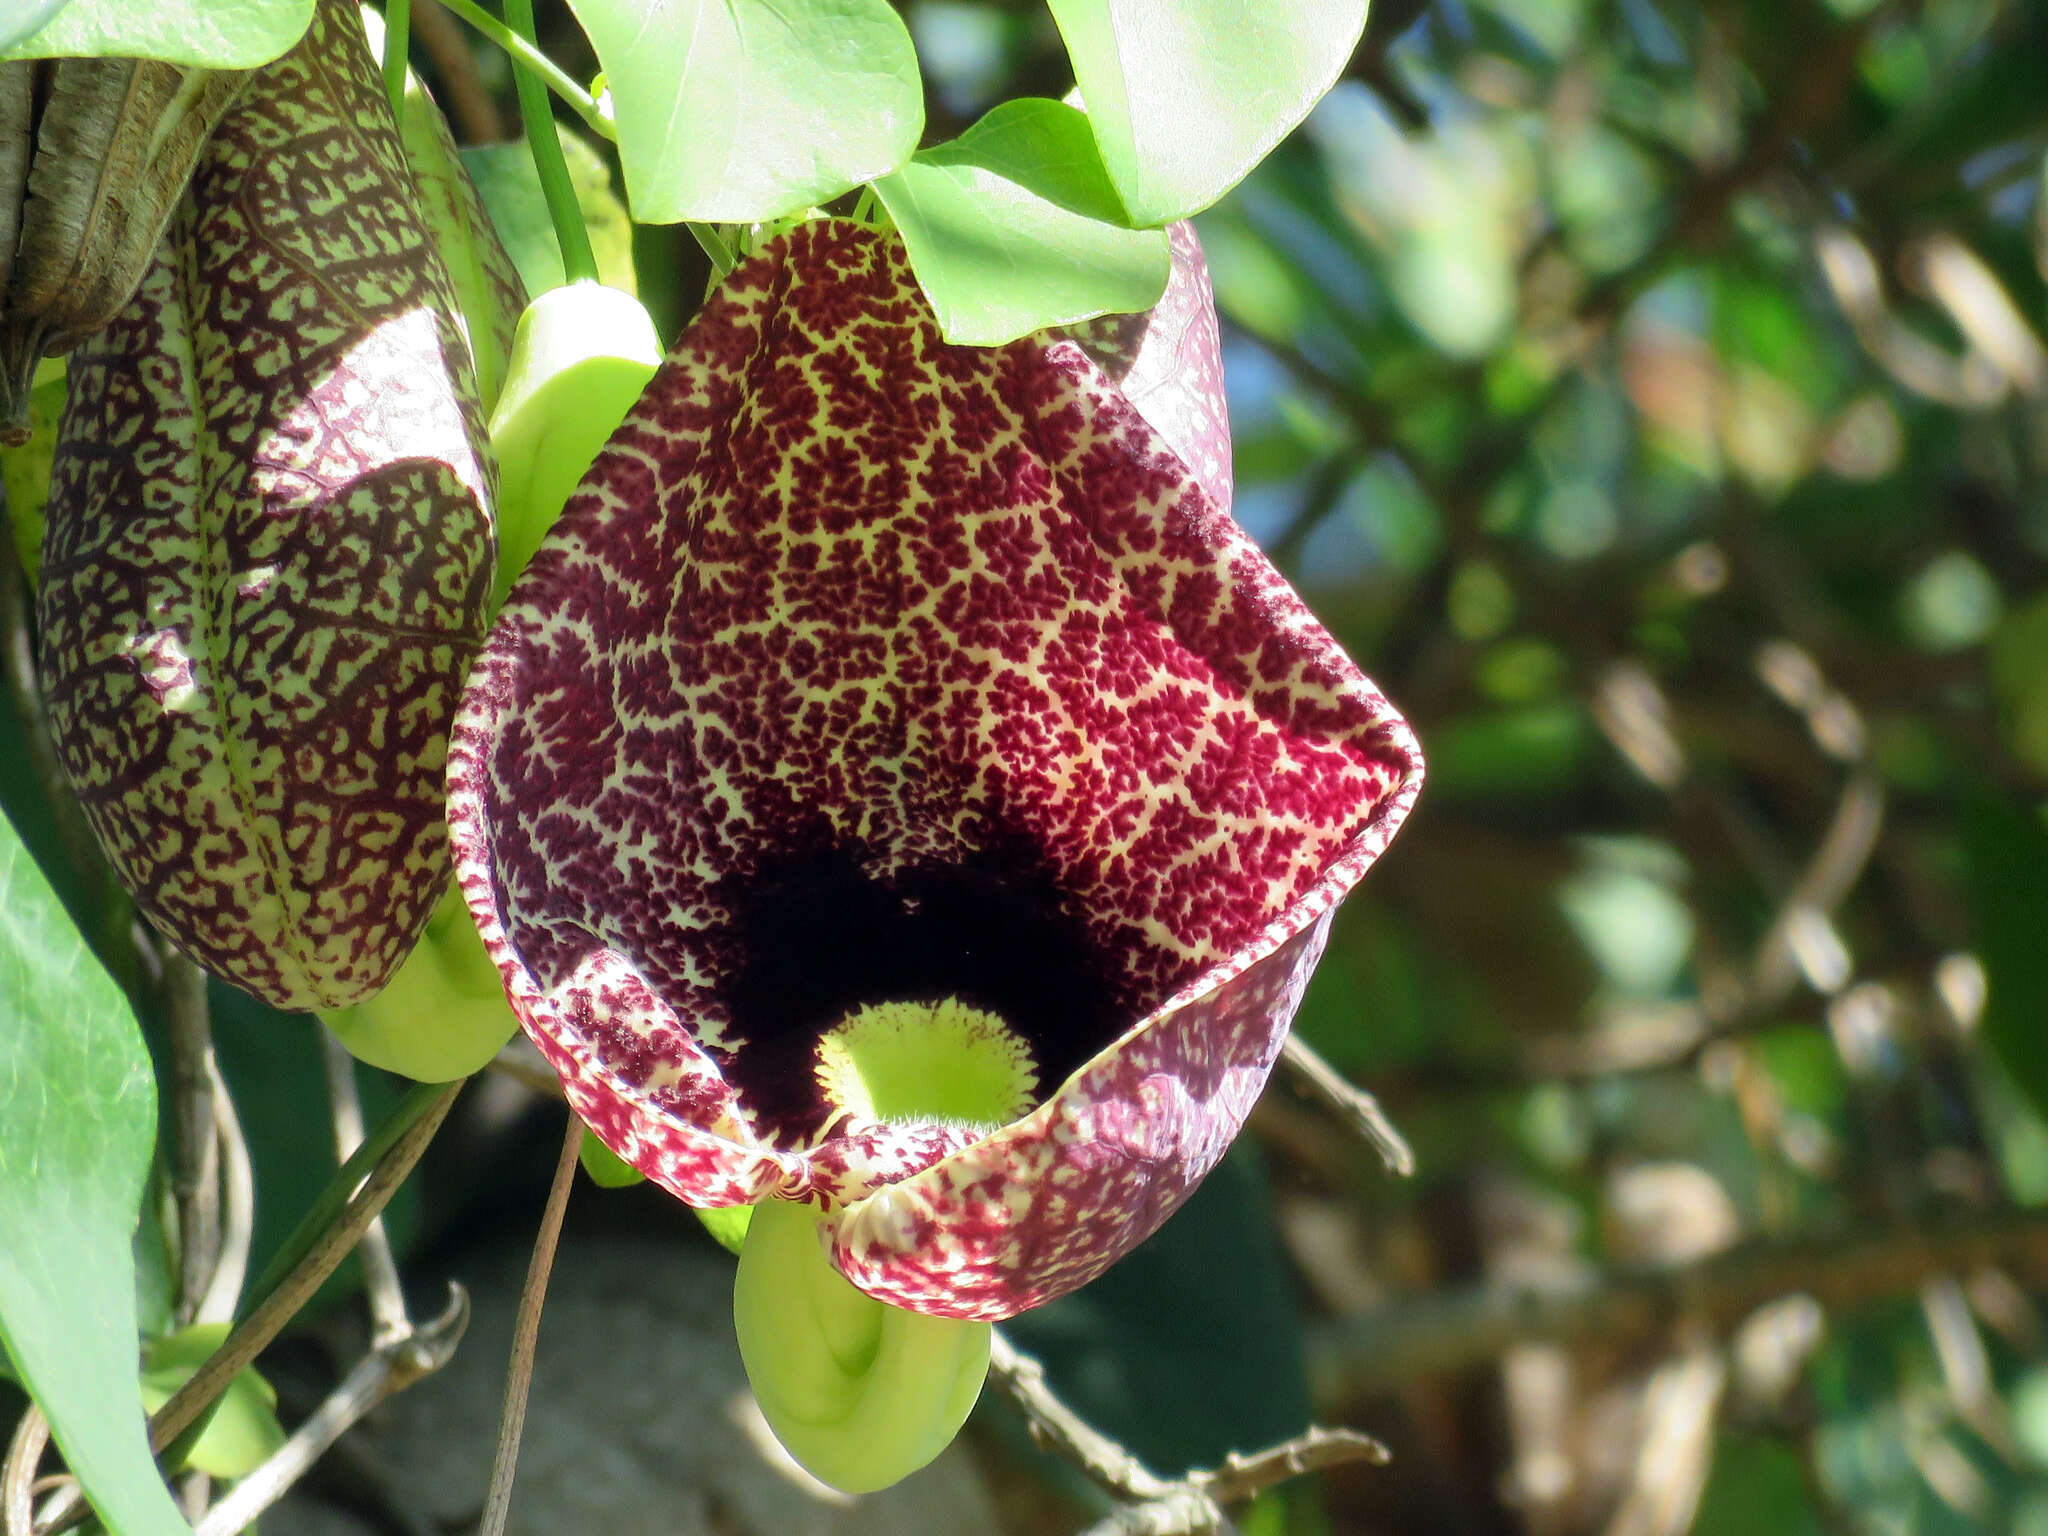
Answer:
445 219 1420 1323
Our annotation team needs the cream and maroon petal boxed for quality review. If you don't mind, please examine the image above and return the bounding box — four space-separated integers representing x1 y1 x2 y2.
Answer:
1067 222 1233 513
450 641 799 1206
445 218 1421 1300
827 915 1334 1320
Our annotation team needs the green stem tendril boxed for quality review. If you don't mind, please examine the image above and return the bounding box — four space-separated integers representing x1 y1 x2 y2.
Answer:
381 0 410 121
243 1079 453 1310
430 0 616 143
689 223 737 278
503 0 599 286
148 1079 462 1477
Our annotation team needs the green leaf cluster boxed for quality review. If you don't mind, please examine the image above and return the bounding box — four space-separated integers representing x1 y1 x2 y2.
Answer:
1 0 313 64
505 0 1365 342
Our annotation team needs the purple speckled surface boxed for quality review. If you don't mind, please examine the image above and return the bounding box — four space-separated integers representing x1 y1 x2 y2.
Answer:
446 219 1419 1320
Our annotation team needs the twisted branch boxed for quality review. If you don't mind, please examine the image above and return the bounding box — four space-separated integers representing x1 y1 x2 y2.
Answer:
989 1332 1386 1536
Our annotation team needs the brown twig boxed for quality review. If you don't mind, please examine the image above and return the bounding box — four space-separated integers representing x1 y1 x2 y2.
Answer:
1200 1425 1392 1501
195 1054 253 1326
161 953 221 1327
29 1088 458 1535
1277 1034 1414 1177
192 1285 469 1536
321 1032 411 1346
988 1332 1386 1536
1309 1205 2048 1397
179 1050 473 1535
477 1112 583 1536
1 1407 48 1536
411 0 504 144
990 1332 1173 1503
1078 1492 1235 1536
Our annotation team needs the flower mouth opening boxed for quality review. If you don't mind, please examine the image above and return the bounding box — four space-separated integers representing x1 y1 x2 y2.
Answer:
716 840 1122 1141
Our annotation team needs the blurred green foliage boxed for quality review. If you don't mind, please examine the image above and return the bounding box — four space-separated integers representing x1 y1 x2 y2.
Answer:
904 0 2048 1529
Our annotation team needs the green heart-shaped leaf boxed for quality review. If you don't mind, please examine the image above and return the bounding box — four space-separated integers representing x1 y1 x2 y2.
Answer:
874 98 1170 346
1046 0 1370 225
0 0 71 52
0 815 186 1536
2 0 312 65
567 0 921 223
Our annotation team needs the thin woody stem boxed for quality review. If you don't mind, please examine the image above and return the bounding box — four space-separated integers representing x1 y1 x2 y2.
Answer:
1201 1426 1389 1501
146 1081 461 1464
1 1408 48 1536
191 1285 468 1536
194 1054 254 1325
988 1332 1386 1536
478 1113 583 1536
988 1331 1174 1503
321 1032 411 1345
1278 1034 1413 1177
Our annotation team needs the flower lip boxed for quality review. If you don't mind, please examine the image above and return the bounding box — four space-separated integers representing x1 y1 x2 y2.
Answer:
445 216 1422 1321
814 998 1039 1130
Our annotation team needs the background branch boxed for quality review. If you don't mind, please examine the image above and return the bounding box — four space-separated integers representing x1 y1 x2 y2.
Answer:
1312 1206 2048 1396
194 1055 253 1326
1 1408 46 1536
321 1033 411 1346
990 1333 1386 1536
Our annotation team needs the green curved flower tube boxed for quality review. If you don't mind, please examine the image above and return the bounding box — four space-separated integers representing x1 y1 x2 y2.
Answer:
320 884 516 1080
488 278 662 611
733 1198 989 1493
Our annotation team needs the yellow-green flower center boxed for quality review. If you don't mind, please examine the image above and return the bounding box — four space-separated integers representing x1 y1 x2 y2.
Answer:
813 998 1039 1127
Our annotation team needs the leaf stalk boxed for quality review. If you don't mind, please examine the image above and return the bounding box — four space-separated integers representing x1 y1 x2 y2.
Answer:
502 0 599 286
428 0 615 142
381 0 411 122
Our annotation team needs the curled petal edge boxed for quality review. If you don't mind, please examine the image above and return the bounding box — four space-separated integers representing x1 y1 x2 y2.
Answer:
443 219 1423 1321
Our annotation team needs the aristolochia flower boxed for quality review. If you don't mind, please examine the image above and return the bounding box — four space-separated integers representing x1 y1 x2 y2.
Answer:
445 218 1420 1487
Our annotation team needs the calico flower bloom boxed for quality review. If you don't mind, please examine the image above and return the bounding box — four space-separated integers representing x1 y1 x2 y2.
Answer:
444 220 1420 1329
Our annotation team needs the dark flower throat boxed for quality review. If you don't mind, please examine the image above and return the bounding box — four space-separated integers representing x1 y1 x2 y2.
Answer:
717 840 1120 1138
